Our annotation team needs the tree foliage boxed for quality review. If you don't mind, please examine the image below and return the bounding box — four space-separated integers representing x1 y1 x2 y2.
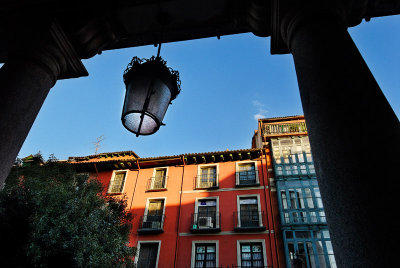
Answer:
0 162 135 268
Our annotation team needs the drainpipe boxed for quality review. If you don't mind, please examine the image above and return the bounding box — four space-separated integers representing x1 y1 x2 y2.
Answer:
129 169 140 211
174 156 185 268
260 149 280 268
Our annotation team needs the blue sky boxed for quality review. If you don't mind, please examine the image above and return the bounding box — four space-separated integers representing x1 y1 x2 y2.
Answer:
19 15 400 160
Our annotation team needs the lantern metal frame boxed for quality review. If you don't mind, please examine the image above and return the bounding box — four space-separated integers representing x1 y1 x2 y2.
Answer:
122 55 181 136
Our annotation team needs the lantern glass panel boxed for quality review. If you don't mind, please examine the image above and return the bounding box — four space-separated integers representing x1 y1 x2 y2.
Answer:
122 74 172 135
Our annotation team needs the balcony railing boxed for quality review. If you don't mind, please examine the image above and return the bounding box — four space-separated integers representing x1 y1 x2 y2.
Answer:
146 176 167 191
236 171 258 186
137 214 165 234
195 174 218 189
228 264 273 268
262 122 307 137
234 211 266 232
191 212 221 233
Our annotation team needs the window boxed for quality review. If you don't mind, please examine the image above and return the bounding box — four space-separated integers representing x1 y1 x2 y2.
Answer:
108 171 127 193
191 241 219 268
142 199 165 229
237 240 267 268
237 195 263 228
193 197 219 230
148 168 167 190
284 230 336 268
196 165 218 189
277 180 326 224
236 161 259 186
240 243 264 267
137 242 160 268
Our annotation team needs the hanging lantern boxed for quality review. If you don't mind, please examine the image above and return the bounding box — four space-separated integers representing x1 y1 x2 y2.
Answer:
121 56 181 136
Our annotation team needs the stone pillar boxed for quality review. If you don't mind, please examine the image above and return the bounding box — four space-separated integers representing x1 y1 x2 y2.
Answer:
0 23 87 187
276 4 400 268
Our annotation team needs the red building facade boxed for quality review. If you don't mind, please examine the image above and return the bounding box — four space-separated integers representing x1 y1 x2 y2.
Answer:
69 148 285 268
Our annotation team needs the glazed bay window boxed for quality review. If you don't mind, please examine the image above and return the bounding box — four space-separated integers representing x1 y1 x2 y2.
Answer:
196 165 218 189
240 243 265 267
236 162 259 186
147 168 167 191
107 171 127 194
194 243 217 268
278 180 326 225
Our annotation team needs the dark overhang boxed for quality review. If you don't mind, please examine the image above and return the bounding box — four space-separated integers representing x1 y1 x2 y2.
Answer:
1 0 400 62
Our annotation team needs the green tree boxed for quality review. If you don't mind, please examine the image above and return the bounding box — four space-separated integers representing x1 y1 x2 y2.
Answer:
0 162 135 268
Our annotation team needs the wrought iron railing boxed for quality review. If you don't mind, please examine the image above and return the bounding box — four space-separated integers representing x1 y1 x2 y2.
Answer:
138 214 165 230
262 122 307 136
233 211 265 229
195 174 218 189
146 176 167 190
191 212 221 230
236 171 257 185
232 265 272 268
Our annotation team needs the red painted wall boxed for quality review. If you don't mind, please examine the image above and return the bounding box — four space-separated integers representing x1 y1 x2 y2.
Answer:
92 155 284 268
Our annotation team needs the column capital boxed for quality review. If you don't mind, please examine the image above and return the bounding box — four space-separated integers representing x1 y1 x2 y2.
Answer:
7 22 88 85
270 0 353 54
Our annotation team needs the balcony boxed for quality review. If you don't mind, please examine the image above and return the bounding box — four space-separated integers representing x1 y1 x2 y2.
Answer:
195 174 218 189
236 171 259 187
262 122 307 137
234 211 266 232
137 214 165 234
146 176 167 191
231 264 273 268
190 212 221 233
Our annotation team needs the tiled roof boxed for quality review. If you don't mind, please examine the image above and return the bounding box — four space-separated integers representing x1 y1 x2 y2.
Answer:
68 148 263 170
68 150 139 162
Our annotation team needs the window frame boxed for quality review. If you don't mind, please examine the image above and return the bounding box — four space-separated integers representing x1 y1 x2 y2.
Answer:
148 167 169 191
196 164 219 189
236 239 267 268
135 240 161 268
194 196 220 228
236 194 263 227
191 240 219 268
235 160 260 186
143 197 167 229
107 170 128 194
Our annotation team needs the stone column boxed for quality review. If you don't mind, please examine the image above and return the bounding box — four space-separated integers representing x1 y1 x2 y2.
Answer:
278 5 400 268
0 23 87 187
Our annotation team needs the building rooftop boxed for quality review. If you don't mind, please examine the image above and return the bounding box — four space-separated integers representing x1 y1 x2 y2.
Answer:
68 148 264 172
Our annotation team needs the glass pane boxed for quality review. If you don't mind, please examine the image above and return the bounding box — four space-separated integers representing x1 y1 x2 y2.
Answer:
242 253 252 260
207 246 216 253
295 231 311 239
305 188 314 208
313 231 322 239
241 245 251 252
325 241 334 254
196 246 205 253
281 190 288 209
316 241 327 268
296 189 305 208
307 242 317 268
252 245 262 252
323 230 330 239
286 231 294 239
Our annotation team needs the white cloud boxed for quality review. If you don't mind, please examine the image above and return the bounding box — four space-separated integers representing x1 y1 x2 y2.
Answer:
252 100 268 120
